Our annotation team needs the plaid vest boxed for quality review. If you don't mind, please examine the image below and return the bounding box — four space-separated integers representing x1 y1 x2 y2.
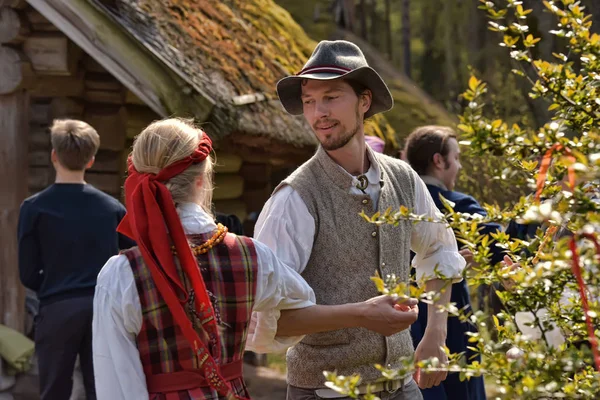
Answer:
123 232 258 399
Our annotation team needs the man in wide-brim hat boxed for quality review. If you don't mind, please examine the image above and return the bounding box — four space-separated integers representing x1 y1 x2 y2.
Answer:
251 40 466 399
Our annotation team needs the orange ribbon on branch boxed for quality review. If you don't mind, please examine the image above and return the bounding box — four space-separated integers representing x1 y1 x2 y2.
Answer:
535 144 598 368
569 234 600 371
535 143 576 201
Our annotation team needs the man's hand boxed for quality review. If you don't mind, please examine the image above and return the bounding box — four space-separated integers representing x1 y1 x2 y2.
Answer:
415 279 451 389
414 329 448 389
500 255 520 291
459 248 477 269
358 295 419 336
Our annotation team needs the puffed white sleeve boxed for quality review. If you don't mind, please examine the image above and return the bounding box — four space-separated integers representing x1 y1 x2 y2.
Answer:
245 240 316 354
92 254 147 400
410 171 466 285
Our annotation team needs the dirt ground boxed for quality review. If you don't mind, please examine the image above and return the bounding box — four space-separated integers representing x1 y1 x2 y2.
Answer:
4 358 288 400
245 364 288 400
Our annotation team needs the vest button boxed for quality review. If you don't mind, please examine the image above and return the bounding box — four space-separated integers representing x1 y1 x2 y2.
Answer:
371 231 377 237
381 262 386 267
362 199 369 205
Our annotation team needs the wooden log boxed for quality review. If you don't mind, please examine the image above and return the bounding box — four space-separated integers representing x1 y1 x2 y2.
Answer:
28 166 50 189
0 0 28 9
0 90 28 332
213 199 247 222
29 124 50 149
85 72 125 104
213 174 244 201
82 55 107 73
50 97 84 119
25 7 49 24
84 106 126 151
30 101 50 124
239 163 272 185
242 187 271 213
126 105 158 139
0 45 35 94
243 180 270 192
84 72 125 105
125 89 146 106
85 172 121 194
0 7 30 44
30 70 85 97
23 33 81 76
89 150 121 173
28 149 50 166
84 89 124 105
28 21 58 32
84 72 122 91
214 153 243 174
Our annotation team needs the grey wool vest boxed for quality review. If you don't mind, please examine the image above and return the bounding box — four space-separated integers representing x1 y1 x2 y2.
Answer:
278 145 416 389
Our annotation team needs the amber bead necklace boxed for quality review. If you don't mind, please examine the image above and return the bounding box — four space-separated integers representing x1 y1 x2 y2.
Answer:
171 223 228 255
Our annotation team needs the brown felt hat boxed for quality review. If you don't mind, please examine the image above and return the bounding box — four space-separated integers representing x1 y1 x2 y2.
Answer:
277 40 393 119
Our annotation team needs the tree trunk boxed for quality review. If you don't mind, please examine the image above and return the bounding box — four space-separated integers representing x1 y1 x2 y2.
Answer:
359 0 367 39
370 0 378 52
526 0 554 126
467 0 486 73
384 0 392 61
401 0 411 77
582 0 599 33
343 0 355 32
442 1 458 97
419 1 443 98
0 90 28 333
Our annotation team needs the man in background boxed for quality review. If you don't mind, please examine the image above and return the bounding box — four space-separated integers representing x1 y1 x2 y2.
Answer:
404 125 505 400
18 119 134 400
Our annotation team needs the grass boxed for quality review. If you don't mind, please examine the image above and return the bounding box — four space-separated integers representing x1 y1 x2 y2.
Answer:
266 352 288 375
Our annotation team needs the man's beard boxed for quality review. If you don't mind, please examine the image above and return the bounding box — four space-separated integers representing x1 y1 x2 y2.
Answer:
318 107 362 151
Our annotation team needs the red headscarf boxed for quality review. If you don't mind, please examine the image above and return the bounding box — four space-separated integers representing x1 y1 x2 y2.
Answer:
118 133 246 398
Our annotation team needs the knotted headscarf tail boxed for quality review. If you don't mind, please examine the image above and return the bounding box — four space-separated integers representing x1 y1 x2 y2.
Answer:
117 135 248 399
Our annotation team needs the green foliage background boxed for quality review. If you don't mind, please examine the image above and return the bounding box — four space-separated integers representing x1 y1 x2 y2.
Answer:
317 1 600 398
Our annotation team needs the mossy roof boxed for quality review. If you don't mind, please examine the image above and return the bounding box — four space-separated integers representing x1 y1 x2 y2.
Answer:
94 0 397 148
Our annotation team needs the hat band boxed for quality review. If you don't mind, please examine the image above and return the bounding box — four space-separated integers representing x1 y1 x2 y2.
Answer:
297 65 352 76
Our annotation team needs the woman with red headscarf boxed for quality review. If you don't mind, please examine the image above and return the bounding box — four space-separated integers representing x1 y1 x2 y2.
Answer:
91 118 316 399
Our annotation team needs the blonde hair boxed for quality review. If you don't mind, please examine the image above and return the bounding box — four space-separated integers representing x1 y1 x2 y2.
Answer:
131 118 214 216
50 119 100 170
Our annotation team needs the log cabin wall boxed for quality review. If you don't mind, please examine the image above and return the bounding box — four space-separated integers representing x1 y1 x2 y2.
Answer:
213 153 247 223
22 4 159 199
1 0 33 333
1 1 281 332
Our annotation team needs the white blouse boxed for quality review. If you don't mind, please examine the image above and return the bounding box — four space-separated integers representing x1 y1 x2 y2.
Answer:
92 202 316 400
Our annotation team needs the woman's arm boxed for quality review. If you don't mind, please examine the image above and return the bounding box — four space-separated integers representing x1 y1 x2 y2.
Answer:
92 255 148 400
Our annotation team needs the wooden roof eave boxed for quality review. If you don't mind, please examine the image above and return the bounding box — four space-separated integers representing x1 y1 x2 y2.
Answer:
26 0 216 122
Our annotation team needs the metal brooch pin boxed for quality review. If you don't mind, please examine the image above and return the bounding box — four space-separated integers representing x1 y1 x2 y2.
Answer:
356 174 369 192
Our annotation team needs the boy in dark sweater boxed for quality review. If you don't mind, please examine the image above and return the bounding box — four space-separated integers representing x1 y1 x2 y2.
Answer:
17 119 134 400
